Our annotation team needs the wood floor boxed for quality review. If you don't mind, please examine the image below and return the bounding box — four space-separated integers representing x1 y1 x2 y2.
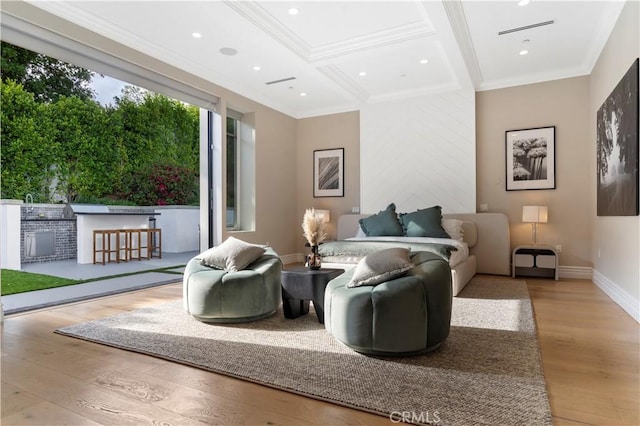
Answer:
1 276 638 425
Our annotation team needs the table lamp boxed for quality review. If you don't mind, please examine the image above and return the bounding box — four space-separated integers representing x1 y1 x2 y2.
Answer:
315 209 330 223
522 205 548 245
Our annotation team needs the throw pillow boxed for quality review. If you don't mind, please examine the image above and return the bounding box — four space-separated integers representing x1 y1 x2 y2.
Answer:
358 203 404 236
200 236 266 272
399 206 449 238
347 247 414 288
442 218 464 241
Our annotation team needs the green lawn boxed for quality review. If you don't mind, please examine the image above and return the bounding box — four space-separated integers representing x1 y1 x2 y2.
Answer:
1 270 82 296
1 266 185 296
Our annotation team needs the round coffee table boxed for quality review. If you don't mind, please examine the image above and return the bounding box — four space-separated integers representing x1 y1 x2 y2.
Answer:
281 267 344 323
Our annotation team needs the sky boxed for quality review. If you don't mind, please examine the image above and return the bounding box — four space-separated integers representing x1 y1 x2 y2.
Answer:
90 74 128 106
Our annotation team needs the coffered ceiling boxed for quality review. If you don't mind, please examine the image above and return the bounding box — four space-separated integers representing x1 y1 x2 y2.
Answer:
3 1 626 118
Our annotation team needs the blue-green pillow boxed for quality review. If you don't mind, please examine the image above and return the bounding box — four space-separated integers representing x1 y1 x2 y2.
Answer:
399 206 449 238
359 203 404 236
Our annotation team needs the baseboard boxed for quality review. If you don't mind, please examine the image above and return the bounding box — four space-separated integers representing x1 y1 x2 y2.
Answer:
558 265 592 280
593 269 640 323
280 253 305 265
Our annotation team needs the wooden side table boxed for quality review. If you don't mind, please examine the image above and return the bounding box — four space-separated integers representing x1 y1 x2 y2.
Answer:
281 267 344 323
512 245 558 280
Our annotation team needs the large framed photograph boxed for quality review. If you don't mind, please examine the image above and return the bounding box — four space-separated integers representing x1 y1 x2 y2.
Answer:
596 58 639 216
506 126 556 191
313 148 344 197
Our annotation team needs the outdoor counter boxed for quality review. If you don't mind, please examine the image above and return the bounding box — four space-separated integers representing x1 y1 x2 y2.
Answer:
73 212 160 215
76 213 160 264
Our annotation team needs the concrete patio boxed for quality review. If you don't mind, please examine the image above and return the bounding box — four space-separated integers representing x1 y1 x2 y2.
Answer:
2 250 198 315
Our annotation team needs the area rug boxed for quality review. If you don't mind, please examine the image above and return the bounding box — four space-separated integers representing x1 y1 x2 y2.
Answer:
56 276 552 425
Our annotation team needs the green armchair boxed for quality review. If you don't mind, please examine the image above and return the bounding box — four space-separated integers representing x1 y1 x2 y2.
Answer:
324 251 452 355
183 247 282 323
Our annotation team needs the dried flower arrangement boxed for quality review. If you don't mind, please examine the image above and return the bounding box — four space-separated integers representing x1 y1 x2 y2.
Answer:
301 208 327 247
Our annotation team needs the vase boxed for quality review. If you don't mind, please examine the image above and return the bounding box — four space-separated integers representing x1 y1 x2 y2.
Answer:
307 245 322 270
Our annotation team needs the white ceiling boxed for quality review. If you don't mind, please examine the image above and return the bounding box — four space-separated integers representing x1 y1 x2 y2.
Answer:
22 0 625 118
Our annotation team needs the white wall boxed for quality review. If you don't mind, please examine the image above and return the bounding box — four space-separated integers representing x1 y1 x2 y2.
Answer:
0 200 22 270
589 0 640 322
360 90 476 214
155 207 200 253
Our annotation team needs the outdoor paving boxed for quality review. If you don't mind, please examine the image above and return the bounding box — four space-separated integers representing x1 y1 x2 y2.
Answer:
20 251 198 280
3 251 197 315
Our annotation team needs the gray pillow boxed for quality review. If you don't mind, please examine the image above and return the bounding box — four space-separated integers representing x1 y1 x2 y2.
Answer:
358 203 404 236
347 247 414 288
200 237 266 272
399 206 449 238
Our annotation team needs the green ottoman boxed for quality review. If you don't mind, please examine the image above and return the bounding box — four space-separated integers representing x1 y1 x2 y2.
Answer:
183 248 282 323
324 251 452 355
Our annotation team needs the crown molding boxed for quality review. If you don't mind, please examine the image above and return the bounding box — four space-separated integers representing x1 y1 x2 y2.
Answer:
0 10 221 110
583 0 626 74
368 82 462 104
441 0 482 90
226 1 436 64
295 104 360 120
222 0 311 61
317 65 370 104
308 21 436 63
23 0 233 91
477 66 591 92
25 1 168 62
16 1 302 118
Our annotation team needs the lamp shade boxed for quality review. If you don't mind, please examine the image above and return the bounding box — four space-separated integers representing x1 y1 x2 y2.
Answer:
522 206 548 223
315 209 330 223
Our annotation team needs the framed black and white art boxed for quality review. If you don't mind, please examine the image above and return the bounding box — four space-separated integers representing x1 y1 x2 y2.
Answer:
596 58 639 216
313 148 344 197
506 126 556 191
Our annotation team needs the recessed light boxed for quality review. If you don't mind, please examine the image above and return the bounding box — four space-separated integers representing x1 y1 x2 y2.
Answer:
253 66 261 71
359 71 367 76
192 32 202 39
219 47 238 56
288 8 299 15
300 92 307 97
419 59 429 64
518 0 530 6
519 49 529 55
